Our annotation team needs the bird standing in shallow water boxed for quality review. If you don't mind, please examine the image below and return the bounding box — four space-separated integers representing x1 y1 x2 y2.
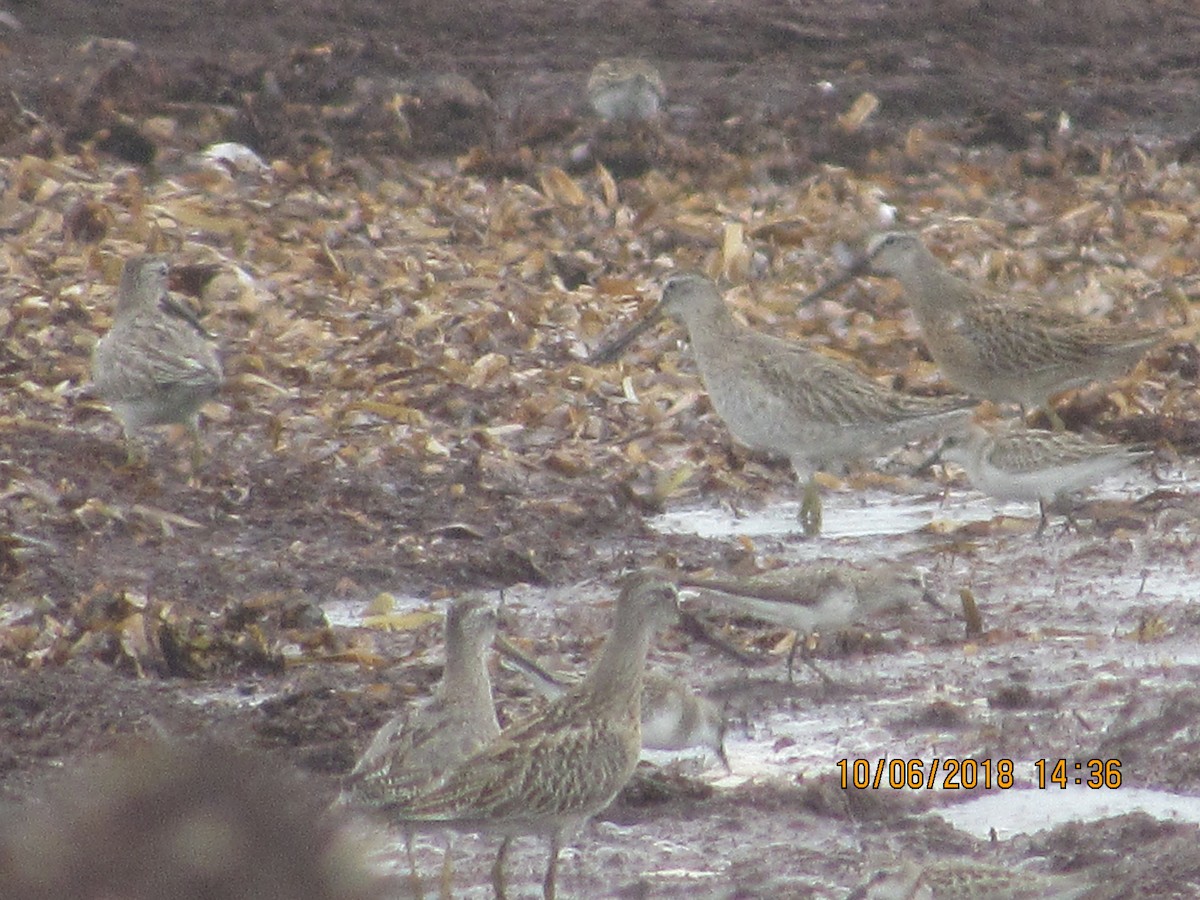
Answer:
340 593 499 898
680 562 931 680
800 231 1162 427
91 254 223 470
385 571 679 900
591 271 974 535
928 423 1152 535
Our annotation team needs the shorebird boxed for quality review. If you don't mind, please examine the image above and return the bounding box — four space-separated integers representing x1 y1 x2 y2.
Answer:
0 739 391 900
799 231 1162 425
385 571 680 900
494 633 729 770
340 594 499 898
91 254 223 469
850 856 1094 900
679 563 931 680
590 271 974 535
586 58 666 122
928 423 1152 534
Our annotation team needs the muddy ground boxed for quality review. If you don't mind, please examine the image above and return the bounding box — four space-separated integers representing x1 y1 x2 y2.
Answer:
4 1 1200 897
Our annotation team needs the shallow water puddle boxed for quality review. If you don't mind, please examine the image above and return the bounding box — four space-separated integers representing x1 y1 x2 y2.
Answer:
651 468 1159 543
653 490 1014 541
938 783 1200 836
321 594 430 629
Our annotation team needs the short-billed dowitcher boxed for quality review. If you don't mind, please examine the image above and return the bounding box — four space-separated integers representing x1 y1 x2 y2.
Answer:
801 232 1162 424
386 571 679 900
680 562 930 680
586 58 665 122
929 423 1152 534
340 593 499 897
495 633 729 770
91 254 223 469
591 271 974 535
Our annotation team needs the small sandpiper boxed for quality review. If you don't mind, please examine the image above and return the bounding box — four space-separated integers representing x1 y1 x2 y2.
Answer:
591 271 974 535
800 231 1162 425
586 58 666 122
680 563 930 680
340 593 500 897
386 571 680 900
495 633 729 770
850 856 1094 900
928 423 1152 534
91 254 223 469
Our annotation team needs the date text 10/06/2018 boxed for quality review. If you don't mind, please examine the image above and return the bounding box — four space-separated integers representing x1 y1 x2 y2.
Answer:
836 757 1122 791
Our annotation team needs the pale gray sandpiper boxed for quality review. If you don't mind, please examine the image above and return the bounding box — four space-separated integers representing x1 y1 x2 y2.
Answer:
495 633 729 770
850 856 1094 900
929 423 1152 534
590 271 974 535
91 254 223 469
340 593 500 898
586 58 666 122
679 562 931 680
385 571 680 900
800 231 1163 424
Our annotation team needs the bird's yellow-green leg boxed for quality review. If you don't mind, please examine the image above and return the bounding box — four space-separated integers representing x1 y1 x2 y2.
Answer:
1036 499 1051 537
404 832 425 900
799 476 823 536
437 838 453 900
785 631 836 686
122 433 148 468
187 421 206 473
491 837 510 900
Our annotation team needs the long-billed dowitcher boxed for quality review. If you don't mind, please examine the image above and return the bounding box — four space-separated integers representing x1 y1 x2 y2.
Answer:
340 593 499 897
586 58 666 122
386 571 679 900
495 633 729 770
591 271 974 535
801 232 1162 423
680 562 930 680
91 254 223 468
929 423 1152 534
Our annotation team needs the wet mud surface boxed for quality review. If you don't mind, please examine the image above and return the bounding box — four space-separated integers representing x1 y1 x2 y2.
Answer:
4 1 1200 897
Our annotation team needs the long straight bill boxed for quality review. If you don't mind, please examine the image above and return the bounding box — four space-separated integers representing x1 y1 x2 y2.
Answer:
589 304 665 364
794 256 869 306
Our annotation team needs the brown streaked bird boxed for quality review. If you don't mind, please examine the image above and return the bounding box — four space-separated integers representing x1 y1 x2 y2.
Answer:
800 231 1162 424
495 633 729 771
586 57 666 122
590 271 974 535
386 571 680 900
680 562 930 680
340 593 500 898
928 423 1152 535
91 254 223 469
